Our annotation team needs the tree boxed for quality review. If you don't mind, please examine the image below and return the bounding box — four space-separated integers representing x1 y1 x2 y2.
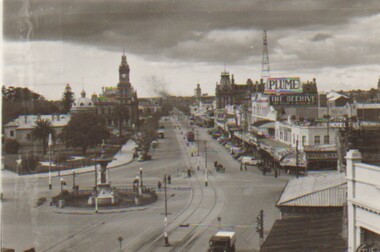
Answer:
62 113 110 154
134 116 158 157
62 84 75 113
112 103 130 137
31 119 55 155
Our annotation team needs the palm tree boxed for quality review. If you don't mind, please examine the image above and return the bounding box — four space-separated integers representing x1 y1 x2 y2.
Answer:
31 119 55 155
113 104 130 137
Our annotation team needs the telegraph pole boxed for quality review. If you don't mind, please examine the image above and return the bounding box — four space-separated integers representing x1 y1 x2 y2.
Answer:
163 174 170 246
256 209 264 247
296 140 299 179
204 141 208 187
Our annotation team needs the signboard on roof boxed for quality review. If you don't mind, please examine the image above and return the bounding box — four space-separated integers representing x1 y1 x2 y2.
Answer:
265 77 303 95
269 94 317 106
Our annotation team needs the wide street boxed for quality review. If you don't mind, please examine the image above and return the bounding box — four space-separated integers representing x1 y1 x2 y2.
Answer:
1 115 288 252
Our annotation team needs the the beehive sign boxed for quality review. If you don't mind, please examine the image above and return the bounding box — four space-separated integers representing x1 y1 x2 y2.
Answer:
265 77 303 94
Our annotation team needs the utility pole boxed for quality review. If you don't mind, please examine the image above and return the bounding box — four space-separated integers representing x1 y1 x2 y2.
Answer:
296 140 299 179
197 130 200 157
163 174 170 246
72 171 76 189
256 209 264 247
204 141 208 187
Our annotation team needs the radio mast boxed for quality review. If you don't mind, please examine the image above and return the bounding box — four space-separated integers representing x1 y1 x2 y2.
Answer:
261 30 270 80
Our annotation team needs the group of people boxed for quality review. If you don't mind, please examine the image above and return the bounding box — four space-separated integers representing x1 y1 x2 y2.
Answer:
157 174 171 189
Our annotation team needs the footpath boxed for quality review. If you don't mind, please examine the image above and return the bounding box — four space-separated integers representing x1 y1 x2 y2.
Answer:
1 140 138 179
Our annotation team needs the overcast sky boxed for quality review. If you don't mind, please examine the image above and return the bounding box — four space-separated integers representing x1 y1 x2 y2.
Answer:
3 0 380 100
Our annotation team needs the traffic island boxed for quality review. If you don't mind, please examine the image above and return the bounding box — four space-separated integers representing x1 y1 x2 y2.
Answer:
51 187 157 209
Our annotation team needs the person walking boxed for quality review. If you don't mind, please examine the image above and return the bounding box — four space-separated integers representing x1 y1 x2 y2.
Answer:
168 174 171 184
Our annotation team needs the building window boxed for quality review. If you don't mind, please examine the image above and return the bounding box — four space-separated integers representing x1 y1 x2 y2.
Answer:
315 136 320 145
10 130 14 137
324 135 330 144
302 136 306 146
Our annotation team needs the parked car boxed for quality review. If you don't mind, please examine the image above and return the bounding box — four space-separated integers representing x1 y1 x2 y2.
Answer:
232 151 246 159
217 136 228 144
224 142 233 150
212 132 222 139
240 156 261 166
151 140 158 148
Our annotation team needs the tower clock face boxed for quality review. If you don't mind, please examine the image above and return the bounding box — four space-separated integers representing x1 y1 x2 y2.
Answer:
122 73 127 78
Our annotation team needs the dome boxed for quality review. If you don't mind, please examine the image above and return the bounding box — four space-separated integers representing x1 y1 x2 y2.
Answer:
70 90 96 114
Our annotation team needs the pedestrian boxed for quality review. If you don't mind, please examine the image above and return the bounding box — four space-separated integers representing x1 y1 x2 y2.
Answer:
244 164 247 171
240 163 243 171
214 161 218 168
275 169 278 178
168 175 171 184
187 168 191 178
157 181 162 190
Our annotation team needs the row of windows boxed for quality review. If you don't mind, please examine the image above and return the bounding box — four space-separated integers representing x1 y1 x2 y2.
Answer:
291 134 329 145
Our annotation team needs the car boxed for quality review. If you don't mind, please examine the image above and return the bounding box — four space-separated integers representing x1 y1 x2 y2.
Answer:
229 146 241 154
224 142 233 150
217 136 228 143
232 149 246 159
212 132 222 139
151 140 158 148
240 156 261 166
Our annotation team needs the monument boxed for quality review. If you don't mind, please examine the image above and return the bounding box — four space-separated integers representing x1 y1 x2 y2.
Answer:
88 141 119 206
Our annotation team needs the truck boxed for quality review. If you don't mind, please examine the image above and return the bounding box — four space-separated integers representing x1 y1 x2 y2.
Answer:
186 131 195 142
208 231 236 252
157 129 165 139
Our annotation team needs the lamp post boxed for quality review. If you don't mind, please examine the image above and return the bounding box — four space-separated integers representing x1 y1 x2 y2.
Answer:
135 176 141 197
48 134 53 190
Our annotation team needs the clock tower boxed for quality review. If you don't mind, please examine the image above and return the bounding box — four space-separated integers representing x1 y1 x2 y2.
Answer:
119 51 130 84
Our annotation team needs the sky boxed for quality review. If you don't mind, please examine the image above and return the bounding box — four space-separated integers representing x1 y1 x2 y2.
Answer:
2 0 380 100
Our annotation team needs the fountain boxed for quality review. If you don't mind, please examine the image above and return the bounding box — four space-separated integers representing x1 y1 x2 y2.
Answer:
88 141 118 206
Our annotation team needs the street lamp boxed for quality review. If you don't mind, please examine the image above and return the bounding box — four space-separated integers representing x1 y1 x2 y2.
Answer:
135 176 141 197
48 133 53 190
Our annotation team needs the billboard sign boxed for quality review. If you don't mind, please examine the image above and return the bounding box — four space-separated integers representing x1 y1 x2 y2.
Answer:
269 94 317 106
265 77 302 94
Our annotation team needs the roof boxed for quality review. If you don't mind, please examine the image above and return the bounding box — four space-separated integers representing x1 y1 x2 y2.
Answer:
261 212 347 252
277 173 346 207
327 92 349 101
4 114 71 129
215 231 235 239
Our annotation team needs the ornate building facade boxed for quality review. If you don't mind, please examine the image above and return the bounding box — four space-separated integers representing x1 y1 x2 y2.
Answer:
93 53 139 131
215 71 264 109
